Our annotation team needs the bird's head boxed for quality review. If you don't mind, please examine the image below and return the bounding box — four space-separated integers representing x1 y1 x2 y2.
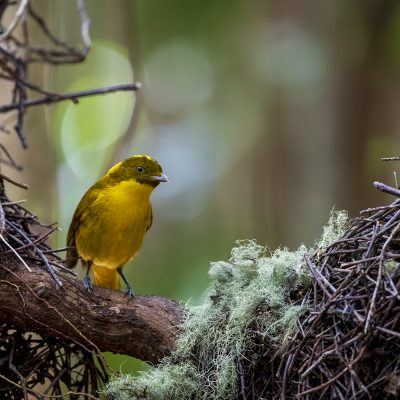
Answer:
107 155 168 187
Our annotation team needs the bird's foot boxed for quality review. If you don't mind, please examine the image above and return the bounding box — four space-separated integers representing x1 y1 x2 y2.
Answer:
125 286 135 298
83 275 93 293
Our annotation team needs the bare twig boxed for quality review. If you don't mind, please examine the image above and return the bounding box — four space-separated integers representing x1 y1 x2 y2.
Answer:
0 0 98 148
373 181 400 197
0 0 28 42
76 0 91 53
0 235 31 272
360 203 400 215
0 200 4 234
382 156 400 161
0 173 29 189
27 0 90 62
0 82 141 113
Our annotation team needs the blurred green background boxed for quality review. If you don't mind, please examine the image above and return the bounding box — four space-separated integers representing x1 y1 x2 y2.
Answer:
2 0 400 374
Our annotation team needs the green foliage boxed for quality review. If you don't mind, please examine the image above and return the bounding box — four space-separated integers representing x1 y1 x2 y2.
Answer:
105 210 348 400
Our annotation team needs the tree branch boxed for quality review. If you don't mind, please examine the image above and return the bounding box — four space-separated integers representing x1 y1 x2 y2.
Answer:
373 181 400 197
0 258 185 365
0 82 141 113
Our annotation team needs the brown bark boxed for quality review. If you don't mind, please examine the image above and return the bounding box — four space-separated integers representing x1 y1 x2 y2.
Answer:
0 258 185 364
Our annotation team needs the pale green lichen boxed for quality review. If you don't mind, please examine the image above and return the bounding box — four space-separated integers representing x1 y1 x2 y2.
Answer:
317 209 349 249
105 210 348 400
384 260 400 273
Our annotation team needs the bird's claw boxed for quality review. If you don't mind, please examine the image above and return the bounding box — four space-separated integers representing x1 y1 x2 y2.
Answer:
83 275 93 293
126 287 134 298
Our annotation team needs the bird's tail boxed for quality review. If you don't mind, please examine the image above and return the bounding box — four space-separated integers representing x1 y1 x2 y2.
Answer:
91 264 120 290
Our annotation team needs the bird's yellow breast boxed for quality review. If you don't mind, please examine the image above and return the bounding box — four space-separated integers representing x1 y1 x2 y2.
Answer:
75 179 153 270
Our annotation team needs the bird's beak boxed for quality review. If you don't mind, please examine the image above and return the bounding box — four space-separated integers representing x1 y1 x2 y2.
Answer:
150 174 169 183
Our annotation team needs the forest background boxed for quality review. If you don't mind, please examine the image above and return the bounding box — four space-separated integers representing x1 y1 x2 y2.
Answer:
1 0 400 373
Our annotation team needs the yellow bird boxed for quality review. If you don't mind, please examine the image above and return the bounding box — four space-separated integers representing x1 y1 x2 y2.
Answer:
66 155 168 296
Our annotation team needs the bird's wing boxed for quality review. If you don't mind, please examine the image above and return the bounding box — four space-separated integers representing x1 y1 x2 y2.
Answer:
66 182 101 268
146 206 153 232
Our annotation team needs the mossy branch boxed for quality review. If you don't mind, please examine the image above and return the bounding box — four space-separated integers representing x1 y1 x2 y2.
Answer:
0 257 185 364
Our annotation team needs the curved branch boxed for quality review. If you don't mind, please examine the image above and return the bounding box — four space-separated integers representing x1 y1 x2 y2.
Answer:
0 0 29 42
0 258 185 364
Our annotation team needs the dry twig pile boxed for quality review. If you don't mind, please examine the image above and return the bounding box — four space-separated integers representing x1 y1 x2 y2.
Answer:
0 180 108 399
243 195 400 399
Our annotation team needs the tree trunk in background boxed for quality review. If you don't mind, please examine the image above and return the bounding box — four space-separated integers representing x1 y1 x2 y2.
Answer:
1 2 56 224
251 0 400 249
333 0 399 214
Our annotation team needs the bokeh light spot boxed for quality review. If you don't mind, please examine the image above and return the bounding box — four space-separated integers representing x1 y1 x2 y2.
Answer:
60 43 134 179
144 41 214 114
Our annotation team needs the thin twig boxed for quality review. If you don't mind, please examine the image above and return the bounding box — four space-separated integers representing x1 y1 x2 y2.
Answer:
0 0 29 42
0 82 141 113
360 203 400 215
381 156 400 161
0 173 29 189
76 0 91 53
0 205 32 273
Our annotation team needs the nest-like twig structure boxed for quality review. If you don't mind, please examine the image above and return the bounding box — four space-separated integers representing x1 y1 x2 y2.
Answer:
0 181 107 398
0 324 107 399
244 198 400 399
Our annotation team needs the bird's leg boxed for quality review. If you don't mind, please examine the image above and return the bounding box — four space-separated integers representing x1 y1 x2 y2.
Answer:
117 267 134 297
83 261 93 293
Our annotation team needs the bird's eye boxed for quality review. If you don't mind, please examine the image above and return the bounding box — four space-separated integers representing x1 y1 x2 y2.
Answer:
136 166 144 173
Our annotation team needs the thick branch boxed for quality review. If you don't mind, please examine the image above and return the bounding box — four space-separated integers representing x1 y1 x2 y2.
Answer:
0 258 185 364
